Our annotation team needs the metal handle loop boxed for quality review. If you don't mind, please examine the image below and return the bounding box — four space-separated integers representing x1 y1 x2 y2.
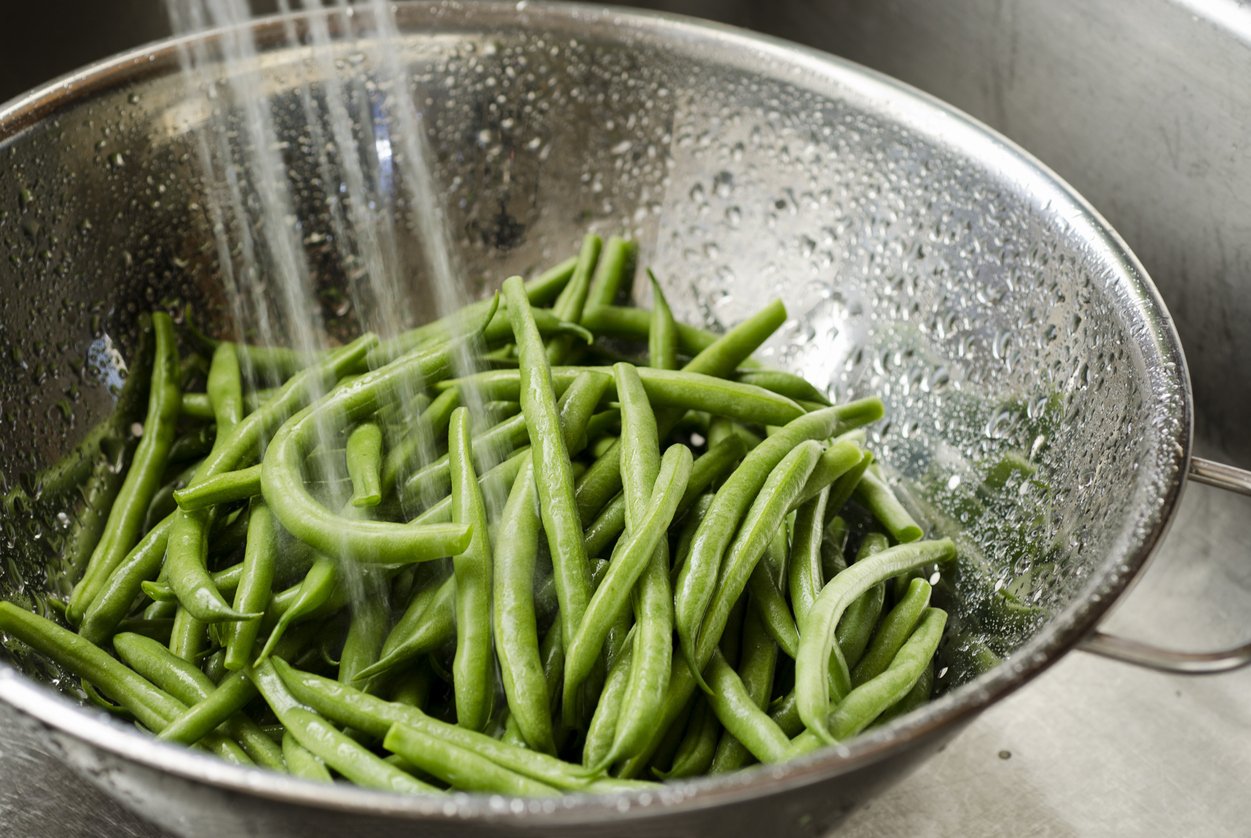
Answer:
1078 456 1251 674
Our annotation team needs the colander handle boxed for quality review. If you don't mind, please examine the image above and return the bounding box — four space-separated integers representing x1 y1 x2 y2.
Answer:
1079 456 1251 674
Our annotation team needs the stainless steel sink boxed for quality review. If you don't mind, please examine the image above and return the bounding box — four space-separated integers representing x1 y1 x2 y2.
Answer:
2 2 1248 835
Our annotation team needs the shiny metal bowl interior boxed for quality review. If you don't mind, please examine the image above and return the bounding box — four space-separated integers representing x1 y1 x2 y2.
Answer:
0 1 1189 832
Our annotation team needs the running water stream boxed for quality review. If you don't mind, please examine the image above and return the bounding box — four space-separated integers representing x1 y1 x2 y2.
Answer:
163 0 500 606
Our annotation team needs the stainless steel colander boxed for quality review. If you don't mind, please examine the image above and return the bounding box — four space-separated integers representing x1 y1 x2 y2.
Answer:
0 3 1248 835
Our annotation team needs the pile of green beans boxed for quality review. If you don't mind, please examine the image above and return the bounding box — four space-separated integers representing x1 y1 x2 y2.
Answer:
0 234 956 794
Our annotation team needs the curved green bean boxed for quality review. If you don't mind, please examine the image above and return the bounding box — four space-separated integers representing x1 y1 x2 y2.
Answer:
261 328 482 564
796 539 955 743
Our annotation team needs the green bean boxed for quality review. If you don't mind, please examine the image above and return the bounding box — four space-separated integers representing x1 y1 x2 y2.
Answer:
143 460 197 532
346 422 384 508
182 387 274 417
547 234 602 364
145 536 315 605
112 633 283 770
580 304 770 367
659 698 721 779
584 435 745 560
165 509 255 625
852 577 933 686
793 439 871 511
502 276 593 652
355 574 456 681
796 540 956 742
0 604 246 763
250 661 437 793
17 351 146 521
112 632 209 708
0 605 176 733
262 328 480 565
166 425 215 464
409 446 530 527
283 732 332 782
484 307 594 347
562 445 691 711
491 463 554 753
143 596 178 622
853 468 923 543
180 391 214 420
586 235 636 310
788 489 829 626
208 342 244 432
822 516 851 580
113 618 173 642
605 537 675 760
157 669 256 746
222 501 276 670
167 608 207 663
448 407 494 731
271 658 604 792
676 409 871 687
69 312 180 624
443 366 804 428
337 576 389 689
767 691 802 740
375 306 592 364
582 628 634 769
389 659 434 708
604 363 675 764
680 438 825 690
56 451 132 600
78 515 173 644
384 723 558 796
397 408 536 505
555 372 616 456
709 602 780 773
171 464 262 511
645 269 678 371
380 386 460 494
537 620 567 735
670 493 714 584
256 556 336 665
570 298 787 525
745 563 799 659
705 650 791 764
875 659 935 726
165 336 376 630
836 533 890 670
733 369 832 406
364 257 577 368
204 336 376 480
